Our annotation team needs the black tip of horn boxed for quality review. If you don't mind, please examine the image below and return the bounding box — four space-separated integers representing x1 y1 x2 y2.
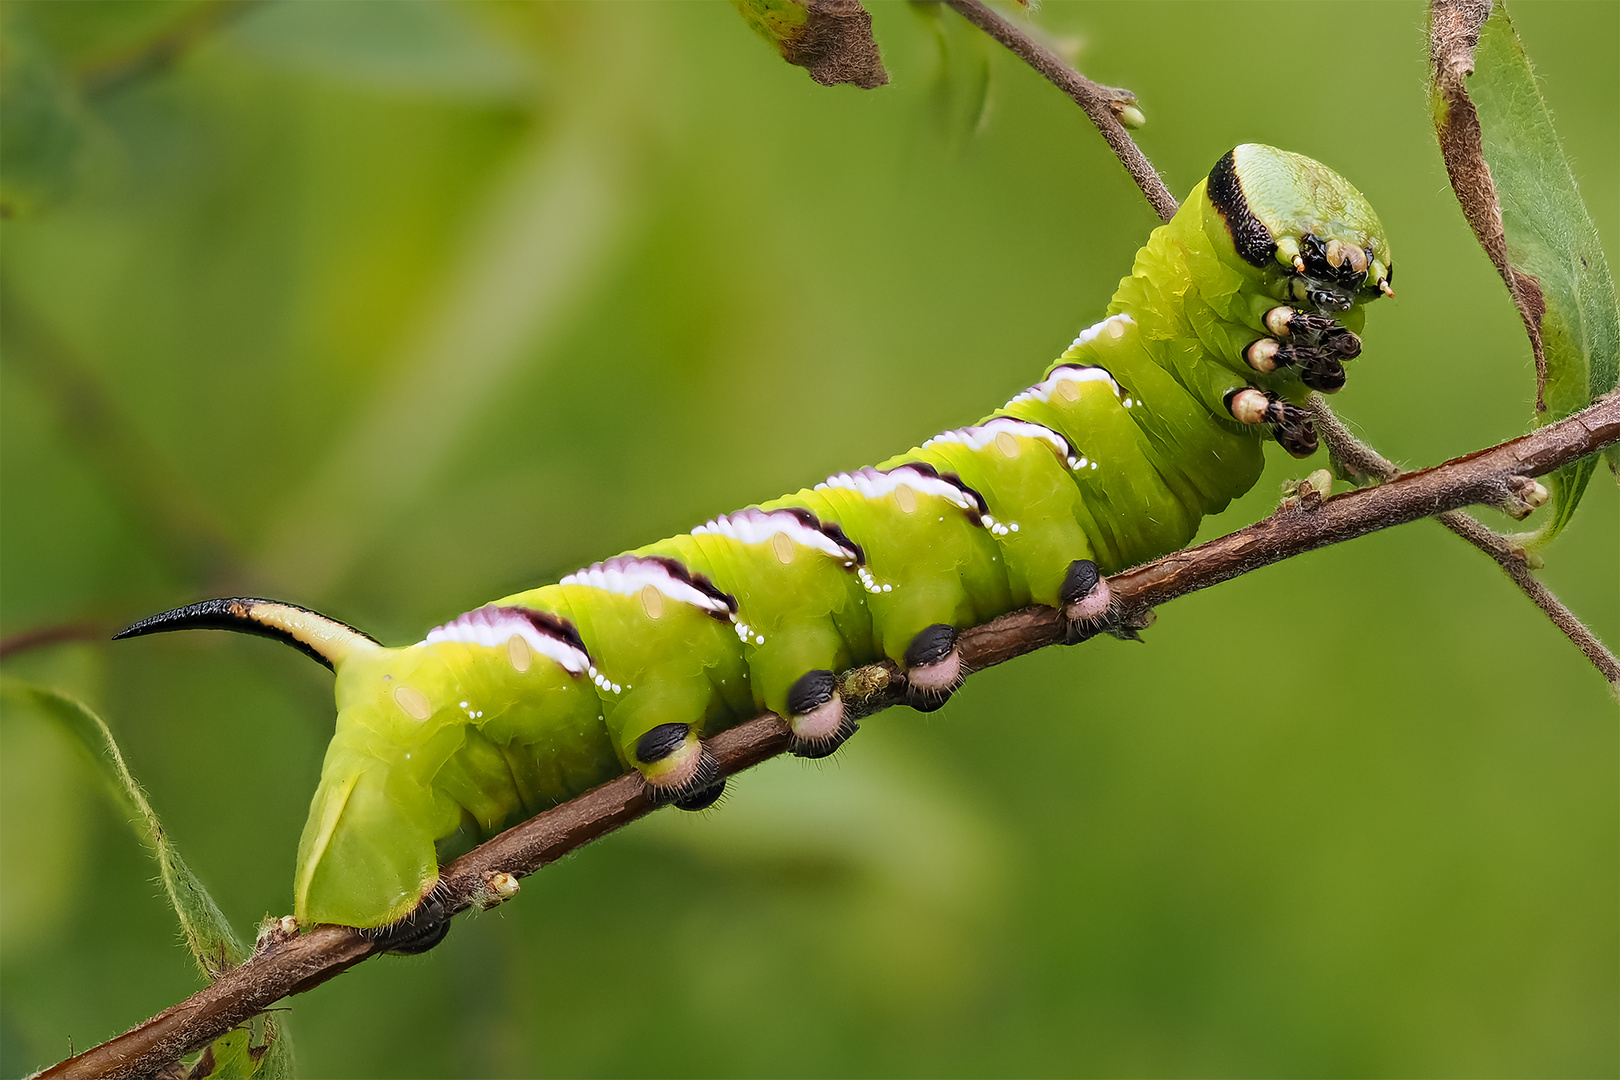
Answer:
114 597 377 671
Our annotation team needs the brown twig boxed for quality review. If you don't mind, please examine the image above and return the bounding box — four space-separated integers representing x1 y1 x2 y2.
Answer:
0 621 110 661
942 0 1178 223
41 392 1620 1080
1308 396 1620 688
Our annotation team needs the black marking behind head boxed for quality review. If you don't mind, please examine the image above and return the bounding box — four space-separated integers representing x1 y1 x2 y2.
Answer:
645 555 738 620
1207 149 1278 270
113 597 378 671
635 723 692 765
903 623 958 669
787 669 837 715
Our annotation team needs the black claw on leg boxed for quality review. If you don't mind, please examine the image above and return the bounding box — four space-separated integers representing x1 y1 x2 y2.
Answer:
1297 353 1346 393
667 747 725 811
1226 388 1319 458
1060 558 1114 644
634 723 690 766
786 669 859 759
903 624 960 712
787 669 836 715
791 715 859 760
1272 411 1318 457
370 889 452 955
1256 308 1360 389
672 772 726 811
1321 327 1361 360
636 726 726 810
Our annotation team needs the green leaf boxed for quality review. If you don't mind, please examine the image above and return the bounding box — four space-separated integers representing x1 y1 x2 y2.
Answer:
1430 0 1620 543
0 679 293 1076
912 0 994 154
733 0 888 89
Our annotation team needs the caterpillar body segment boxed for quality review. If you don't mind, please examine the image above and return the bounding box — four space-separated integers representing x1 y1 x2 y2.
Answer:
117 145 1392 935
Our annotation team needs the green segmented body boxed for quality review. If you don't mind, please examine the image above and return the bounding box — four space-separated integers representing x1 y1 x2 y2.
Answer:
120 145 1392 931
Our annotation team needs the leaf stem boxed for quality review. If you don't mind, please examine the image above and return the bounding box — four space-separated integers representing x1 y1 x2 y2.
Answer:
1308 395 1620 689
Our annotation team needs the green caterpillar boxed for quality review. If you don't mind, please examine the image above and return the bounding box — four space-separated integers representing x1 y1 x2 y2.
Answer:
117 144 1391 951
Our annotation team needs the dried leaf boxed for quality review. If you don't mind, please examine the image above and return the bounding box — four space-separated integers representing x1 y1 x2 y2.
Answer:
1430 0 1620 542
734 0 889 89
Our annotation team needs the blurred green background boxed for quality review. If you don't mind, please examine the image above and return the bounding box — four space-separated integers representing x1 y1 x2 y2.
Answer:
2 1 1615 1076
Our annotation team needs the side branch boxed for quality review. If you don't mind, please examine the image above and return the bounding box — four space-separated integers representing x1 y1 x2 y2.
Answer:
1308 397 1620 686
943 0 1179 222
44 393 1620 1080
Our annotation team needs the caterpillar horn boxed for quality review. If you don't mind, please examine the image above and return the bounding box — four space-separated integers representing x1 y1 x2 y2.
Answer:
114 598 380 671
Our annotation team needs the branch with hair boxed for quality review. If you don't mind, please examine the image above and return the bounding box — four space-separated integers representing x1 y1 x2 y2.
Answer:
1308 396 1620 687
41 393 1620 1080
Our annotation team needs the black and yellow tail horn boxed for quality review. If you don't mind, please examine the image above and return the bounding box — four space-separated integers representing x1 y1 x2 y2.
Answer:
114 598 380 670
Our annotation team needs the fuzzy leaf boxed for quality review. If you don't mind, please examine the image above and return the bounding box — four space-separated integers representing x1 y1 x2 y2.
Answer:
1430 0 1620 542
0 679 292 1076
733 0 888 89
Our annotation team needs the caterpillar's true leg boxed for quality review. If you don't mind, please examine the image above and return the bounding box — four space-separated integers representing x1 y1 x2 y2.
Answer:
1262 306 1363 358
903 624 962 712
1246 305 1363 393
1060 559 1113 644
786 669 858 759
1226 388 1318 458
633 722 725 811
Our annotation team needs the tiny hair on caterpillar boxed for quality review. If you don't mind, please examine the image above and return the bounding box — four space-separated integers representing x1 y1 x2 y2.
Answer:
116 144 1391 952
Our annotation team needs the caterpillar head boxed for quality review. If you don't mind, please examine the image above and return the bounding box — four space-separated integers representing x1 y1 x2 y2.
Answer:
1208 143 1393 309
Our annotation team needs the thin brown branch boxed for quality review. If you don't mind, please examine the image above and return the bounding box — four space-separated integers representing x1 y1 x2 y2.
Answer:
1309 395 1620 688
42 391 1620 1080
1436 513 1620 688
0 621 110 661
942 0 1179 223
